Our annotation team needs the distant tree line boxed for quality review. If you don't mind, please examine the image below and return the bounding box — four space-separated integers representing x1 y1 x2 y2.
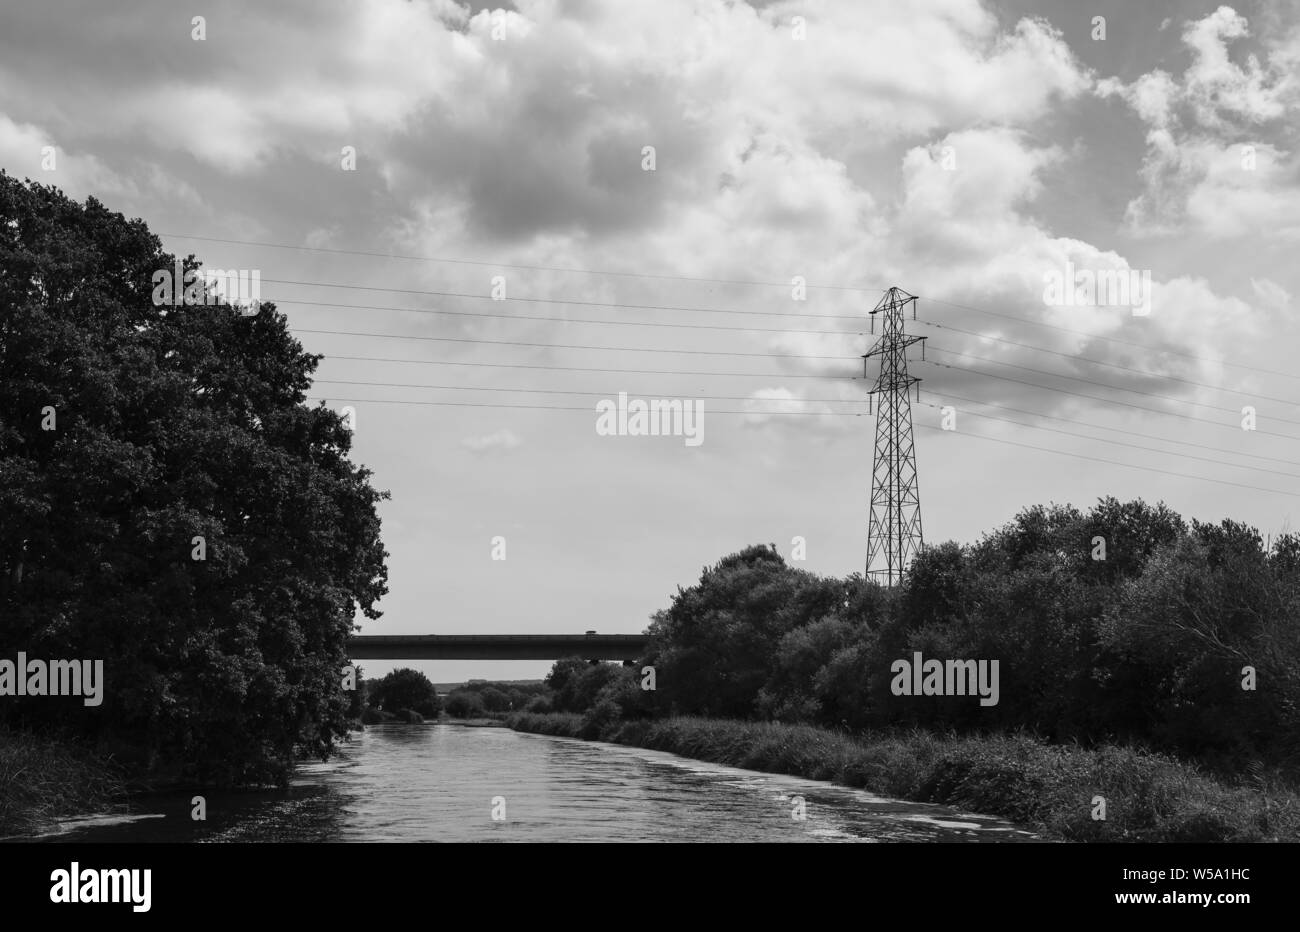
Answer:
444 680 548 718
536 498 1300 778
349 670 551 722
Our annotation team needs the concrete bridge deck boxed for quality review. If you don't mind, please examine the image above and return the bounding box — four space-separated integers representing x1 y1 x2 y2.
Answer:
347 633 649 661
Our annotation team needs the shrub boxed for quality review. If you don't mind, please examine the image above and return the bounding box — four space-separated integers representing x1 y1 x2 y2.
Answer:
445 689 486 719
368 668 441 718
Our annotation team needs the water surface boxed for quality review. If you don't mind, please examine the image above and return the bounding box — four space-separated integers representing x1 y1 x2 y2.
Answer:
37 723 1042 842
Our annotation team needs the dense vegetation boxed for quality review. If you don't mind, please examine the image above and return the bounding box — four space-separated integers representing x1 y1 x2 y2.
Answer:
363 668 441 720
444 679 548 719
510 499 1300 839
0 173 388 790
0 727 124 836
529 499 1300 779
509 714 1300 842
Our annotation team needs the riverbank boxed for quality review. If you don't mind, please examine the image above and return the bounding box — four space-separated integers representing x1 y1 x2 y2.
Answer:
0 729 123 836
506 712 1300 842
443 717 508 727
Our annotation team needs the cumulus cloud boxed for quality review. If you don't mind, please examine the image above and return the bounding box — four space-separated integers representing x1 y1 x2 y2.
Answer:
0 114 136 201
1099 6 1300 238
759 124 1277 422
0 0 1279 439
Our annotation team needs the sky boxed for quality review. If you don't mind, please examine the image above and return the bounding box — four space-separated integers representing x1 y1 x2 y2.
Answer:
3 0 1299 683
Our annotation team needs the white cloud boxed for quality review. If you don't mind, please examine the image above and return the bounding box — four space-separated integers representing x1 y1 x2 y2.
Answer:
1101 6 1300 238
1250 276 1291 309
0 113 135 201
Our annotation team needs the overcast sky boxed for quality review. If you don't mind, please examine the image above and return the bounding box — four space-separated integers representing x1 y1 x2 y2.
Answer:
4 0 1299 683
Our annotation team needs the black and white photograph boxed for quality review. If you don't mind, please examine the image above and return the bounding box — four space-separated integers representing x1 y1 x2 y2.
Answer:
0 0 1295 915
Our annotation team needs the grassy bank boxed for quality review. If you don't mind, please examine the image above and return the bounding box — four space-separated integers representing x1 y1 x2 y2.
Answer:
0 729 124 836
507 712 1300 842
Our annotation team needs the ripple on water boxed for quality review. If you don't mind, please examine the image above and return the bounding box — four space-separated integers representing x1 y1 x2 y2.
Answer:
25 724 1044 843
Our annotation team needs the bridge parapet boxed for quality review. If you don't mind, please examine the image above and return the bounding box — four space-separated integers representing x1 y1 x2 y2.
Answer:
347 633 649 661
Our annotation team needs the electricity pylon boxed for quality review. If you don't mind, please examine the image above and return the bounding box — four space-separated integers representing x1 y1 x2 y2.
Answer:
863 287 927 586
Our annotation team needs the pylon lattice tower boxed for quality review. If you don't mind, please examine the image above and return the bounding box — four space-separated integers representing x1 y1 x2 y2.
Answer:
863 286 927 587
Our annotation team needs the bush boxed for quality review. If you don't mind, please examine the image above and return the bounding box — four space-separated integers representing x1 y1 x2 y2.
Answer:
445 689 486 719
507 714 1300 842
368 669 441 718
479 686 511 713
0 729 124 835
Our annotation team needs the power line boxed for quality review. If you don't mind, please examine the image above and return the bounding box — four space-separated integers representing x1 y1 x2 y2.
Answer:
306 396 848 416
915 418 1300 499
312 378 866 405
163 231 1291 380
301 394 1300 500
920 358 1300 441
322 353 842 376
914 400 1300 481
161 232 876 292
295 322 1299 429
272 297 861 336
920 294 1300 383
917 317 1300 405
291 328 857 360
308 364 1300 469
266 278 864 320
927 346 1300 430
271 291 1300 406
293 322 1300 444
926 389 1300 470
155 233 1300 500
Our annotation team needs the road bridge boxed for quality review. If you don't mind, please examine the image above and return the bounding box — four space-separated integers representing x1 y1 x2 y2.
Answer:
346 633 649 661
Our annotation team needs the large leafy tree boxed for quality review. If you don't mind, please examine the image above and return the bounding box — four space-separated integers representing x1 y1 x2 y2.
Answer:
369 668 440 718
0 173 388 784
1100 521 1300 764
645 544 851 717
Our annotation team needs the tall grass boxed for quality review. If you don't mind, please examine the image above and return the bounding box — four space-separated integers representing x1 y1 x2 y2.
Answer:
506 712 1300 842
0 729 123 836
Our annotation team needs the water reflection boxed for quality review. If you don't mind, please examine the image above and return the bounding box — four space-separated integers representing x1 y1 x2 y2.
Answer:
32 724 1042 843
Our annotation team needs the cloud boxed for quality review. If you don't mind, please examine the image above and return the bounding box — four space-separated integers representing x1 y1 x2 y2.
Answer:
1251 276 1291 309
760 125 1276 423
2 0 1268 438
0 114 135 201
1100 6 1300 238
0 0 1092 239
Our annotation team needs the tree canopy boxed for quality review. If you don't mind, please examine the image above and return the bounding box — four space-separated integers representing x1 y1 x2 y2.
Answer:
0 172 389 784
553 498 1300 777
368 668 440 718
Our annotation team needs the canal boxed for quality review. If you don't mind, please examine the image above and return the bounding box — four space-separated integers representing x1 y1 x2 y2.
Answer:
33 723 1041 842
